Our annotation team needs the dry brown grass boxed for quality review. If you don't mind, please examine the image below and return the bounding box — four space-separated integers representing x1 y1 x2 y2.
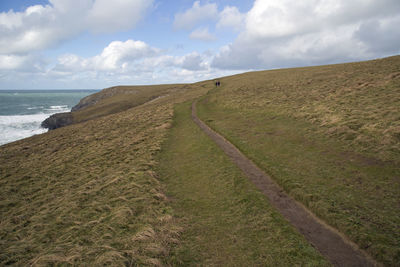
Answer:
0 82 209 265
71 84 186 124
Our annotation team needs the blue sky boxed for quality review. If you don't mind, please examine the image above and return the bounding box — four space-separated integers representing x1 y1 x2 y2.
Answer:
0 0 399 89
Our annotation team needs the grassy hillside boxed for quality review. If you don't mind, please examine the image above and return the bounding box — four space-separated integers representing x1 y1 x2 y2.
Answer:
197 56 400 265
0 82 328 266
1 56 398 265
0 83 209 265
71 84 186 124
157 102 328 266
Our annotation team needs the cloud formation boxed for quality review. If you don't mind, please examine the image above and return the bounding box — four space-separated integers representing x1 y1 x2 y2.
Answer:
1 0 399 89
0 54 41 71
180 52 208 71
213 0 400 70
42 39 236 88
173 1 218 30
54 40 159 72
217 6 245 31
53 40 212 73
0 0 153 54
189 27 216 42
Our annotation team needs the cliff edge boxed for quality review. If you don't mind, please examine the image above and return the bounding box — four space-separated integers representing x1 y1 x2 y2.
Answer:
41 112 73 130
41 84 182 130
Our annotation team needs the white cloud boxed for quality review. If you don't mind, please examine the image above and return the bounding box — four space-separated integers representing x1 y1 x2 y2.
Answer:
173 1 218 30
189 27 216 42
0 43 238 89
213 0 400 70
181 52 208 70
244 0 400 39
0 55 29 70
40 39 236 87
54 40 159 72
0 0 153 54
54 40 211 74
0 54 46 72
93 40 159 70
140 55 179 71
217 6 245 31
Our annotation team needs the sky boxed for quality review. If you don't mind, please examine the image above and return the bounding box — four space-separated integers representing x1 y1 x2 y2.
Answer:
0 0 399 89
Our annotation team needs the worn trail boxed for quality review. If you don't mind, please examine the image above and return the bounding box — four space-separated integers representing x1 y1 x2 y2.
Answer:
191 100 377 267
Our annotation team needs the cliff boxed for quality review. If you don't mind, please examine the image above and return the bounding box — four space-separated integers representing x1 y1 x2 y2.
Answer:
41 84 179 130
41 112 73 130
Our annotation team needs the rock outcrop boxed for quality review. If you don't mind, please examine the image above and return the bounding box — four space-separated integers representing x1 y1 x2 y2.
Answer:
41 112 73 130
41 90 103 130
72 86 134 112
71 94 100 112
41 85 157 130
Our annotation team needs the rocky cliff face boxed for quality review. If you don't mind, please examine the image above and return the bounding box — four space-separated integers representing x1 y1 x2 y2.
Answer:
41 112 73 130
41 89 106 130
72 86 132 111
72 91 107 111
41 85 168 130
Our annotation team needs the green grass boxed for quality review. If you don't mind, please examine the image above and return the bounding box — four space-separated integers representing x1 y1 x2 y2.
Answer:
157 102 329 266
197 56 400 265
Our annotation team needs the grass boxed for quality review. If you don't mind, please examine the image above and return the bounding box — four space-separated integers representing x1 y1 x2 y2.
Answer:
0 82 208 265
197 56 400 265
1 55 398 265
0 104 173 265
156 101 329 266
71 84 187 124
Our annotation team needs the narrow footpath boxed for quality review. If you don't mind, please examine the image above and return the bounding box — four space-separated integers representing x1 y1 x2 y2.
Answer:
192 100 377 267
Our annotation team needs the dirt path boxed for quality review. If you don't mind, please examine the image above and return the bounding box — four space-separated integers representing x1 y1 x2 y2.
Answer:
191 101 378 267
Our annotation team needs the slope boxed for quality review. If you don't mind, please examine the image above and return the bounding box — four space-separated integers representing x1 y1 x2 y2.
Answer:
197 55 400 265
156 101 328 266
0 83 209 265
1 55 398 265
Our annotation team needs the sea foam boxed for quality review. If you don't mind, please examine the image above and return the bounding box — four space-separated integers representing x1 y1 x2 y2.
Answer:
0 89 95 146
44 105 69 111
0 108 70 145
0 114 49 145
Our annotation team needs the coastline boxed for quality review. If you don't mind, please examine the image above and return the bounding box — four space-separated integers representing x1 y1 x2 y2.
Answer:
0 90 98 145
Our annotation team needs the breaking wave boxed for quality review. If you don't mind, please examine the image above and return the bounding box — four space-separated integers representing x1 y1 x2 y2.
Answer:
0 106 70 146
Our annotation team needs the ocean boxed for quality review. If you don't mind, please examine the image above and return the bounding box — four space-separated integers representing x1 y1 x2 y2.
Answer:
0 90 98 146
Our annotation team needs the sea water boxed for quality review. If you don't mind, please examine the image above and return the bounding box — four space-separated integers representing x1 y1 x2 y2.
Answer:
0 90 98 146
